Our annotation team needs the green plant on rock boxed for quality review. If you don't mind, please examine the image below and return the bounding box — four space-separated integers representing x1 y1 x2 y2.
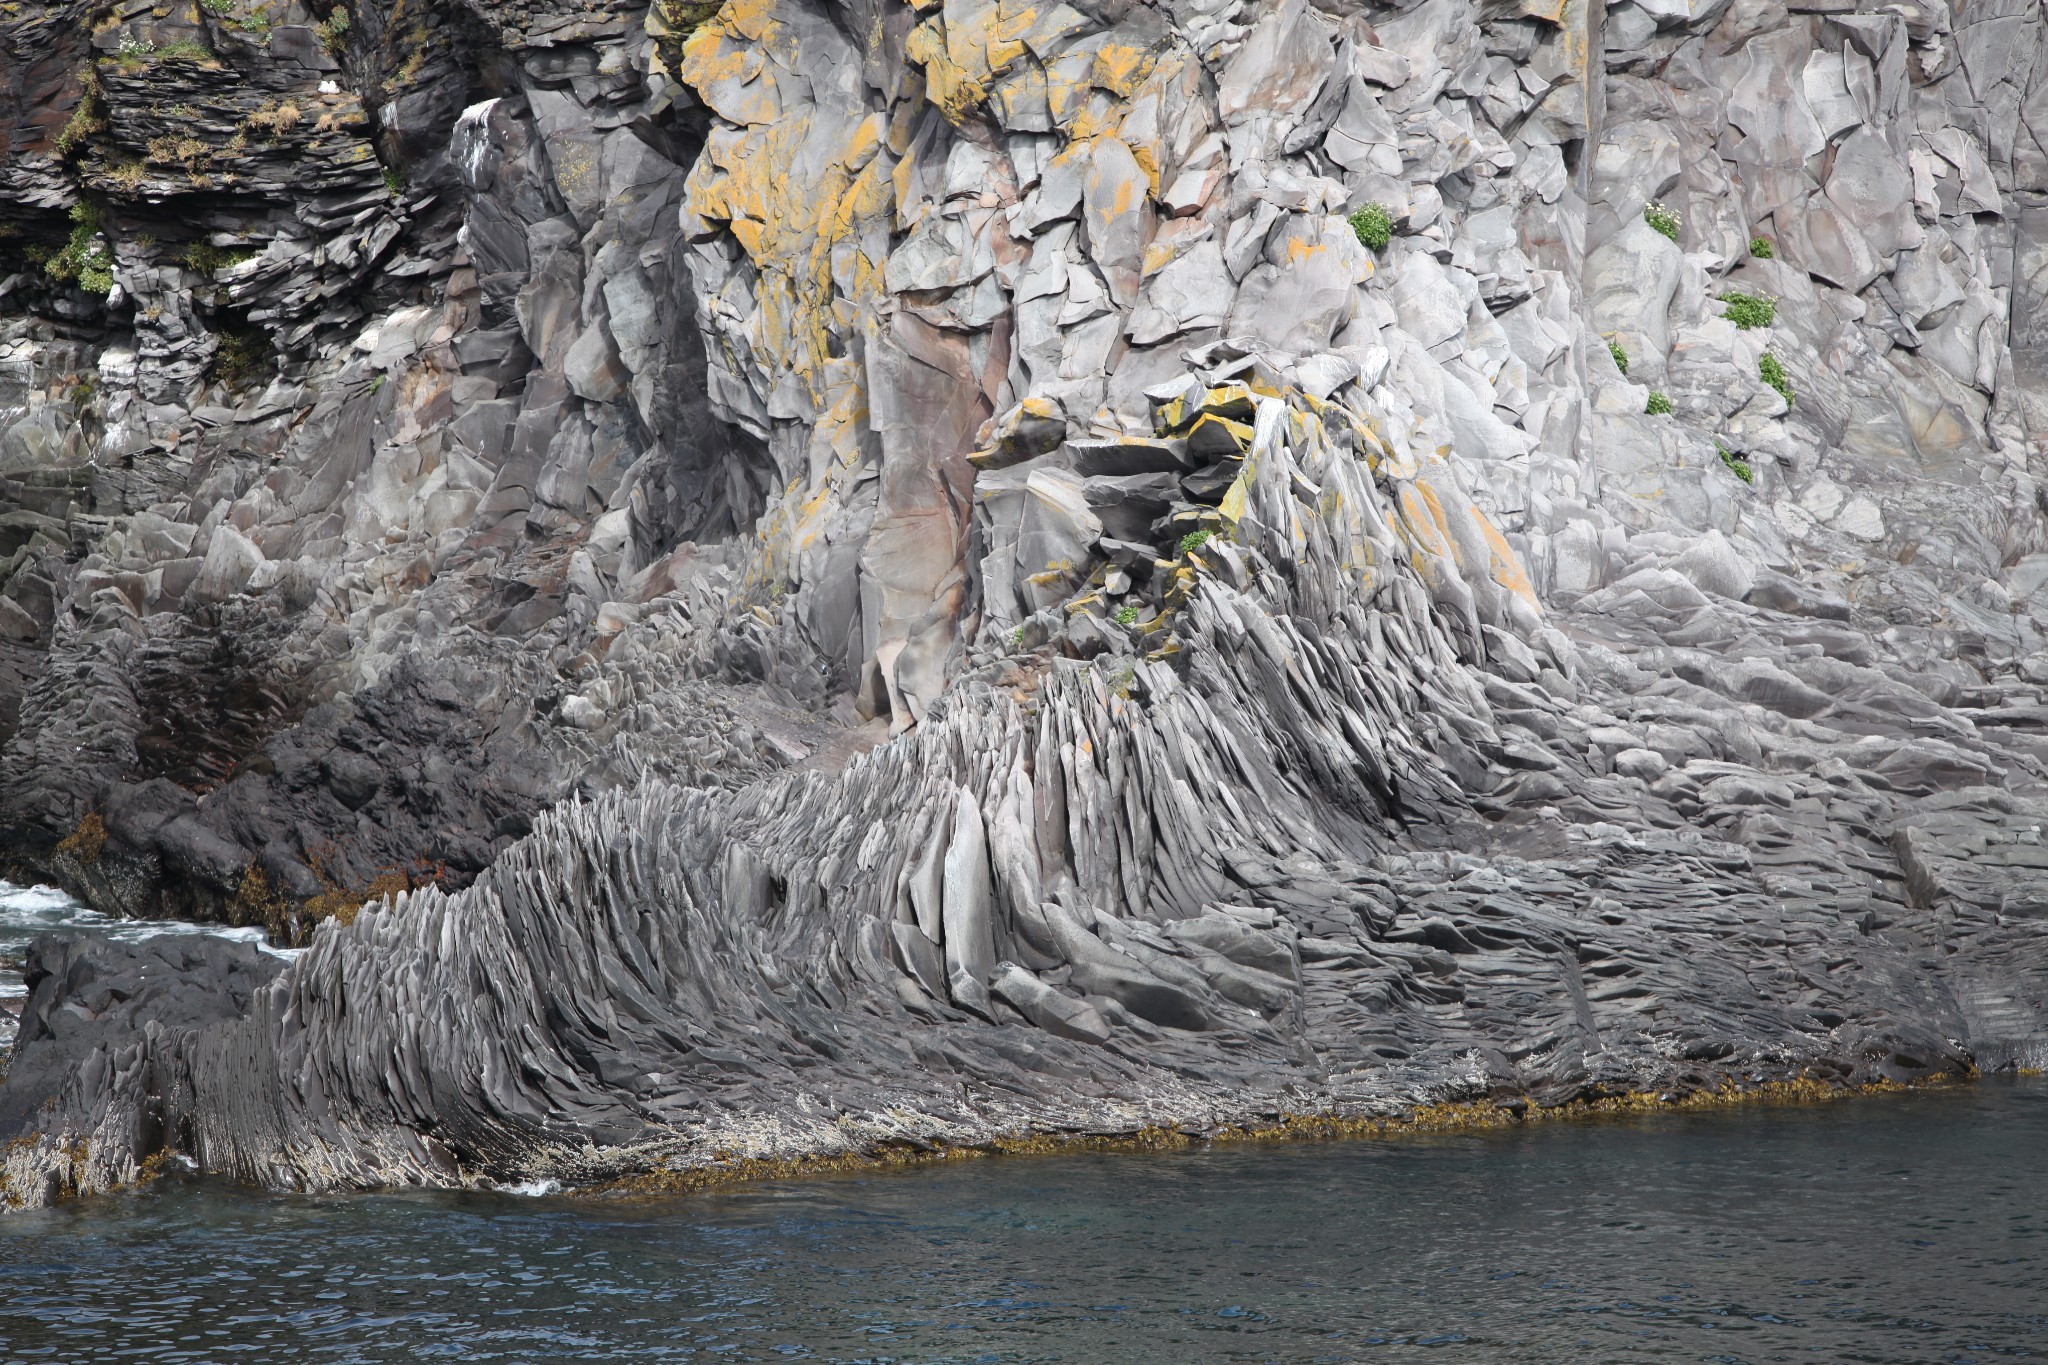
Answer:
382 165 405 196
1717 442 1754 484
182 240 256 274
1178 528 1214 556
1115 604 1141 627
1347 203 1393 253
155 40 217 62
316 7 351 55
209 314 273 390
1644 200 1681 242
1749 236 1774 260
1720 291 1776 330
1644 390 1673 416
650 0 725 71
1759 351 1794 407
55 66 104 157
44 202 115 296
231 5 274 40
1608 339 1629 376
655 0 724 35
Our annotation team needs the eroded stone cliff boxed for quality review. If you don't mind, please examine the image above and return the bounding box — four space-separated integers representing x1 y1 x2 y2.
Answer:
3 0 2048 1207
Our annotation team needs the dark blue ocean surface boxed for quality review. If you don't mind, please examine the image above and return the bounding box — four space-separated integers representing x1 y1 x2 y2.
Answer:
1 881 2042 1364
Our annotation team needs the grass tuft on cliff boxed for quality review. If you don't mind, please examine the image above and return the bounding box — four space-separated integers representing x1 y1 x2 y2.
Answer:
1759 352 1794 407
182 241 256 275
316 7 350 55
1347 204 1393 253
1644 201 1681 241
55 67 104 158
44 202 114 296
1721 291 1777 330
209 313 274 390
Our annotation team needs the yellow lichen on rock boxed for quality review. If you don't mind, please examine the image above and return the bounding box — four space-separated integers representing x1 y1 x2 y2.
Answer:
1471 506 1540 614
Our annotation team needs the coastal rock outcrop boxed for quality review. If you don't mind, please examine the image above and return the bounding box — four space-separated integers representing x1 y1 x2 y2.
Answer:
4 0 2048 1205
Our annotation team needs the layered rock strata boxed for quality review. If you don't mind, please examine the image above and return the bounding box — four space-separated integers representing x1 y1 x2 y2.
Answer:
4 0 2048 1206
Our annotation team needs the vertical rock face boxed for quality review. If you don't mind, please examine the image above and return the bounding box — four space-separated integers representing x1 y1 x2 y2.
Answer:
3 0 2048 1207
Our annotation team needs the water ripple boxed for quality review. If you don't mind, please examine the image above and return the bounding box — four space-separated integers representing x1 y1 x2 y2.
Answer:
0 1082 2041 1362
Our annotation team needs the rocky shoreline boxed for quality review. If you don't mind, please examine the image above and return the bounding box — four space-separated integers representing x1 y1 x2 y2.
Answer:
5 0 2048 1207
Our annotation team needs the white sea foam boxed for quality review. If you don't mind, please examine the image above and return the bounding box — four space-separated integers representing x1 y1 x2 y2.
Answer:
0 879 302 1045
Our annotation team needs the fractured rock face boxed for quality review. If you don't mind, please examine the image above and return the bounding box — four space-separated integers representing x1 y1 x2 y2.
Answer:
3 0 2048 1207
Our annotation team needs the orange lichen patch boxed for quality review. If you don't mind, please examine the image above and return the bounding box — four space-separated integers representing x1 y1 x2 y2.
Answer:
897 1 1105 127
1201 381 1262 414
944 5 1034 94
808 381 872 473
678 28 758 91
1217 468 1251 524
1127 141 1160 193
733 477 807 600
1470 505 1540 614
676 0 786 127
1087 40 1157 98
1353 414 1403 475
906 5 1042 126
1041 49 1101 128
838 109 886 173
904 20 971 119
1083 141 1141 231
1397 480 1456 562
1139 236 1181 277
715 0 783 45
1189 412 1252 449
1282 233 1329 267
686 108 892 410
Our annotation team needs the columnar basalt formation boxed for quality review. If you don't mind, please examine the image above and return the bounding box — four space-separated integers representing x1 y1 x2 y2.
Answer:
3 0 2048 1207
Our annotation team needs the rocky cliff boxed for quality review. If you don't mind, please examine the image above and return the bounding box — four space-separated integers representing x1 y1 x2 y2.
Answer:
4 0 2048 1207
